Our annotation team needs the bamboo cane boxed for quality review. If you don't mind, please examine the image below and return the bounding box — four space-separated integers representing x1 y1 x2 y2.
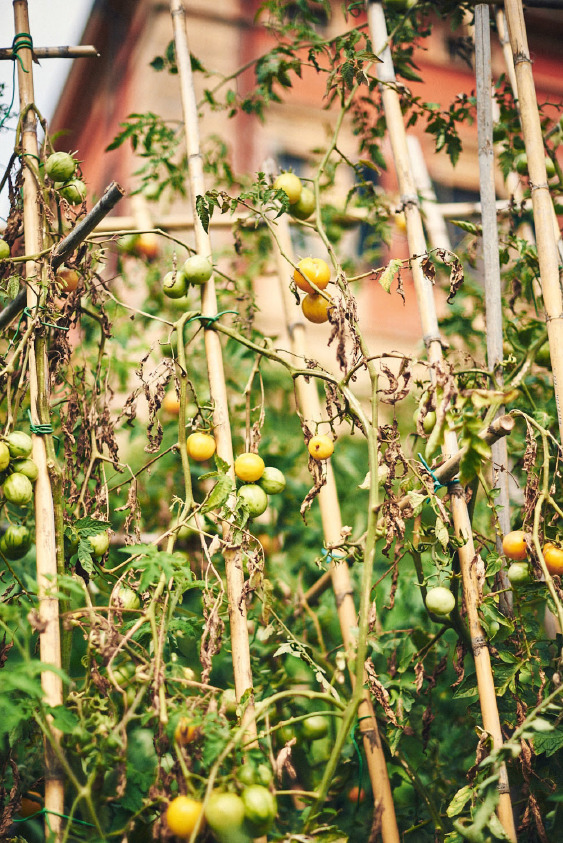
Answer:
13 2 64 840
474 5 512 612
272 217 400 842
495 8 563 269
368 2 516 837
503 0 563 444
169 0 257 737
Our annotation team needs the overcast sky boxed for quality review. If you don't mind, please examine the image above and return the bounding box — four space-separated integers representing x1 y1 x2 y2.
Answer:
0 0 93 220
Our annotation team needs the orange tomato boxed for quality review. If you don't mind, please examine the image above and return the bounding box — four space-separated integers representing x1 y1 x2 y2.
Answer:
543 543 563 576
502 530 527 561
174 716 197 746
57 267 80 293
162 390 180 415
301 293 333 324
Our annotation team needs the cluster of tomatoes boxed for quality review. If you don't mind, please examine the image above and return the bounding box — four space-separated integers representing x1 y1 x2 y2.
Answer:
163 254 214 299
274 172 335 326
502 529 563 581
44 151 86 205
0 432 39 561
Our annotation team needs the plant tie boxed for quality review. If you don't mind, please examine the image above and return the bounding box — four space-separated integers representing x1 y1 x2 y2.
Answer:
417 452 456 493
14 807 95 829
187 309 238 328
11 33 33 72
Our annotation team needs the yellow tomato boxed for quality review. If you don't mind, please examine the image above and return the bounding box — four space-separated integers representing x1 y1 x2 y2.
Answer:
274 172 302 204
174 716 197 746
301 293 333 324
294 257 331 294
308 435 334 460
186 432 216 461
234 452 265 482
162 390 180 415
165 796 203 838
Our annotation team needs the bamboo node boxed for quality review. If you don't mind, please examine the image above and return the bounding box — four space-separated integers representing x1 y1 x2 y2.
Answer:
498 782 511 794
422 333 444 349
400 194 419 209
471 635 488 654
545 312 563 322
335 589 354 608
288 319 307 337
513 53 532 67
529 182 550 192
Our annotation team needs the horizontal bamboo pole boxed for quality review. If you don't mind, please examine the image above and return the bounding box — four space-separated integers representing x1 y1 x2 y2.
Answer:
0 45 99 60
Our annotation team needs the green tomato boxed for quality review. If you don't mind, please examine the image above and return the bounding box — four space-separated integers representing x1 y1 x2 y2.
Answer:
290 186 315 220
257 466 286 495
536 343 551 368
507 561 530 585
58 179 87 204
221 688 238 718
12 458 39 482
3 472 33 506
241 785 277 836
205 792 246 836
424 586 455 617
115 586 141 611
238 484 268 518
0 239 10 261
0 442 10 471
514 153 528 175
6 431 33 459
162 269 188 299
87 531 110 557
414 408 436 434
301 714 329 741
0 525 32 559
45 152 76 182
182 255 213 285
384 0 418 9
117 234 140 254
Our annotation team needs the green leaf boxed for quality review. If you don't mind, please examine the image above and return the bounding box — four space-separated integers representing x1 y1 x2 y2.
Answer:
47 705 80 734
77 541 94 574
378 259 402 293
196 195 211 233
75 517 110 537
447 785 473 818
533 727 563 756
450 219 481 235
435 516 449 551
7 275 20 299
200 475 233 514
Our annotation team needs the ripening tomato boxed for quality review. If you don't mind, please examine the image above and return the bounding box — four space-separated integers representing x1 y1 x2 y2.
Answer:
294 257 331 295
0 239 11 261
12 458 39 482
162 390 180 415
301 714 329 741
58 179 87 205
174 716 197 746
234 453 265 482
0 525 32 560
308 434 334 460
6 431 33 459
502 530 528 561
543 543 563 576
3 472 33 506
57 267 80 292
301 293 333 324
186 432 216 461
204 792 246 836
163 269 188 299
165 795 203 838
0 442 10 471
274 172 302 204
241 785 277 836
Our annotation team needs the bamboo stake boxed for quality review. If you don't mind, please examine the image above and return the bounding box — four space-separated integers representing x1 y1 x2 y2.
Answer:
474 5 512 611
13 2 64 839
494 8 563 266
273 218 400 842
503 0 563 444
368 2 516 837
169 0 257 737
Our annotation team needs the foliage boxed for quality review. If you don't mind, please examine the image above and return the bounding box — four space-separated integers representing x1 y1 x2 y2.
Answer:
0 2 562 843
